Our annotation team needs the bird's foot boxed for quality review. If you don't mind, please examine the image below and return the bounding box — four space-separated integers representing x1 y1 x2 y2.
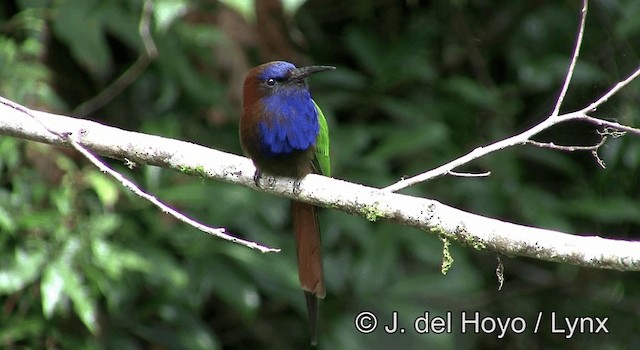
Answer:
293 178 302 195
253 170 262 188
254 170 277 189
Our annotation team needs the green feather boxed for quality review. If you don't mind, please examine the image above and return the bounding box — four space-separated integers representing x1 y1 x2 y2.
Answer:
312 99 331 177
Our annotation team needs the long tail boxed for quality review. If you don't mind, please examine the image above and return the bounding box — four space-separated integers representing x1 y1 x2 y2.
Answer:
292 200 325 346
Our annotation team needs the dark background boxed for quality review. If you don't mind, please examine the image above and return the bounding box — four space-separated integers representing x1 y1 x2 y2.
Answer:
1 0 639 348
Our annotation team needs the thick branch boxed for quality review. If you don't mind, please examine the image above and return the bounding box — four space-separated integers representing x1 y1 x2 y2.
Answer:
1 100 640 271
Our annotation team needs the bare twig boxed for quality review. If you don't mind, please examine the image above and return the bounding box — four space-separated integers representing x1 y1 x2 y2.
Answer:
558 111 640 137
0 97 279 253
578 65 640 114
139 0 158 57
447 170 491 177
525 135 607 152
550 0 588 118
527 134 608 168
67 136 278 252
383 2 640 193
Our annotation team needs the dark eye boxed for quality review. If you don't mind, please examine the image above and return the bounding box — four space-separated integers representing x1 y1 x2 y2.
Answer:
266 78 276 86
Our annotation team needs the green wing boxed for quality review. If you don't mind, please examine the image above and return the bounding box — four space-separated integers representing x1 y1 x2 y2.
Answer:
312 99 331 177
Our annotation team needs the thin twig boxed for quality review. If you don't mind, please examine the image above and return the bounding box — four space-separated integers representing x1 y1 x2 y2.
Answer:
526 135 606 152
562 112 640 136
2 97 279 253
527 134 609 168
66 136 278 252
447 170 491 177
139 0 158 57
578 65 640 114
383 2 640 193
550 0 588 118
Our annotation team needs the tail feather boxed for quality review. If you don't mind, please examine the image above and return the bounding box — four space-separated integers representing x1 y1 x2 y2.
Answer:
305 291 319 346
292 201 325 345
292 201 325 296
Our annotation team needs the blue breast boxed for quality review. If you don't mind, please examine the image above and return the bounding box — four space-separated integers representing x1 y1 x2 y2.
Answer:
258 88 319 156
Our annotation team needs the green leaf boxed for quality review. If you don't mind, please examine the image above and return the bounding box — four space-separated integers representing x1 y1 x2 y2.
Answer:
282 0 308 15
352 225 398 294
567 197 640 224
41 237 98 335
66 276 99 335
367 123 449 160
100 1 142 50
344 28 384 77
442 76 500 109
42 260 98 334
154 0 189 32
176 23 224 48
51 0 111 77
92 239 152 278
41 263 65 318
0 317 46 344
17 210 61 231
0 249 46 293
0 206 16 232
85 171 120 207
207 263 261 317
218 0 255 22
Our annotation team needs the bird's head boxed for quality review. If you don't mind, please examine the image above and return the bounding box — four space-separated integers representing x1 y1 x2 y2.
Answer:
240 61 334 156
243 61 335 104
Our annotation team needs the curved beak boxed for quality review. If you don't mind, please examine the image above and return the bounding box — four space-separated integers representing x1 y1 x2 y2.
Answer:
291 65 336 82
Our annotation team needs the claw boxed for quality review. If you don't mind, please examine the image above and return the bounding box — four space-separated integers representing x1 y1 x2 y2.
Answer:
253 169 262 188
293 178 302 195
267 176 276 187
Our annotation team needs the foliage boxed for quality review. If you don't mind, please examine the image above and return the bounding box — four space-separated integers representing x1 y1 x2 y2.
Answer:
1 0 640 349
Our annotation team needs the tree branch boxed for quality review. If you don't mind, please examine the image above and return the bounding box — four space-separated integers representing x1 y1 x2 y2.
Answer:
550 0 587 118
0 97 278 253
382 66 640 193
2 98 640 271
382 0 640 193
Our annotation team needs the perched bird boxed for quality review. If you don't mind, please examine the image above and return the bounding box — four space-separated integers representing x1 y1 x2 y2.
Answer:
240 61 334 345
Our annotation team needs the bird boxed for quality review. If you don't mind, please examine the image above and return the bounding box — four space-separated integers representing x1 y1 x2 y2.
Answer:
239 61 334 346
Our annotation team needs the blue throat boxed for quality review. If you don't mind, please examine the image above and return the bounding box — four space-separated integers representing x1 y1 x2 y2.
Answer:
258 88 319 156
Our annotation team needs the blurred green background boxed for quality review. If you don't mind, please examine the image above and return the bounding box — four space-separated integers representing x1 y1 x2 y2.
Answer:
1 0 640 348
